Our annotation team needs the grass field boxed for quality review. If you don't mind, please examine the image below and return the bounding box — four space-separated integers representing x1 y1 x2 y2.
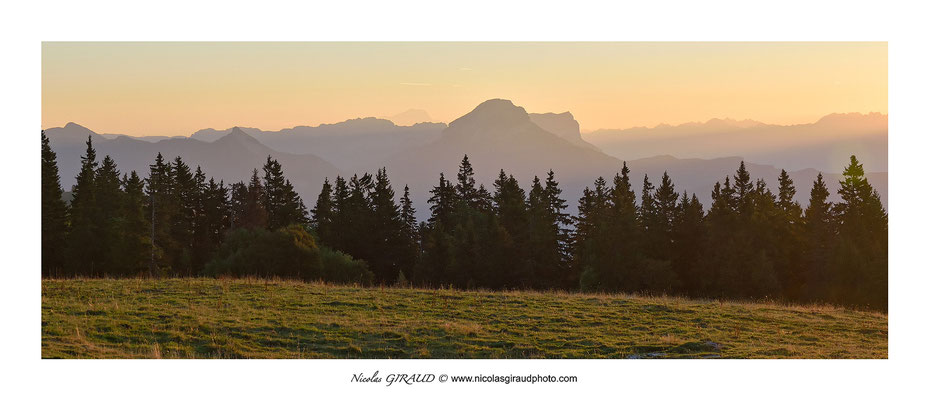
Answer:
41 278 888 359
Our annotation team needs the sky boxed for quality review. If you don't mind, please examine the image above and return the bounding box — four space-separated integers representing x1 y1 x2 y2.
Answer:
42 42 887 136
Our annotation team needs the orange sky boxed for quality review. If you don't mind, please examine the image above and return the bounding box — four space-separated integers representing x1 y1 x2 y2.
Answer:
42 42 887 136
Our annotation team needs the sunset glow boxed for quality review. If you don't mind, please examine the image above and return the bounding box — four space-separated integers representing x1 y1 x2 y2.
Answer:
42 42 887 136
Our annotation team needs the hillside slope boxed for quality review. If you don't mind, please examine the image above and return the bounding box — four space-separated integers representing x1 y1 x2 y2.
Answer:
42 279 887 359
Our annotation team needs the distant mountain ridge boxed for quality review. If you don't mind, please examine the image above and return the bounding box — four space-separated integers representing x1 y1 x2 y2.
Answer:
583 112 887 173
44 124 341 204
45 101 887 221
190 118 447 172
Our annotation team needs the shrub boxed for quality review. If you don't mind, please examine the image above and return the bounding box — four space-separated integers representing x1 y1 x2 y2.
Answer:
205 225 323 280
319 246 374 285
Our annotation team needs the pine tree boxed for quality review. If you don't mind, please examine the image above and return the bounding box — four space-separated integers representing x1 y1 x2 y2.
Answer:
800 173 833 301
637 173 677 293
311 177 334 242
230 169 268 230
733 161 754 215
170 156 198 275
116 171 150 276
492 170 529 286
830 156 888 309
575 176 612 291
201 178 230 267
367 168 403 283
397 184 420 280
455 155 478 208
145 152 175 276
262 156 308 230
95 155 123 275
66 136 100 275
544 170 573 286
41 131 68 277
671 192 705 295
427 173 457 227
776 169 804 300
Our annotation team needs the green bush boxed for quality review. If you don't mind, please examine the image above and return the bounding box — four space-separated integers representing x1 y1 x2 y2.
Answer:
205 225 323 280
320 246 374 285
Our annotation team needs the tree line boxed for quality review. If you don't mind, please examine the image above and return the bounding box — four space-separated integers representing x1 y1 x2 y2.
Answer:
42 132 888 310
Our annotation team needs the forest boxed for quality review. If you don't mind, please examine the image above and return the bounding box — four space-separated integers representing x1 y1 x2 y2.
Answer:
41 132 889 310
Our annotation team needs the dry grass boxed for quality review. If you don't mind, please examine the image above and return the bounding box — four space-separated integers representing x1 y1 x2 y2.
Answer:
42 278 888 359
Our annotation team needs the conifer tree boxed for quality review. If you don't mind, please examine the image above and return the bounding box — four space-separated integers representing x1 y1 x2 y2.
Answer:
544 170 573 285
367 168 403 282
455 155 479 208
776 169 804 299
830 156 888 309
41 131 68 276
311 178 334 242
671 192 705 294
230 169 268 230
800 173 833 301
170 156 198 275
397 184 420 279
492 170 529 286
95 155 123 275
116 171 150 276
262 156 308 230
145 152 175 275
66 136 100 275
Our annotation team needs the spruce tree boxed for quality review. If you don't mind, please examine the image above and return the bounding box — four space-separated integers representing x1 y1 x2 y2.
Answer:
311 178 334 243
492 170 529 286
800 173 834 301
95 155 123 275
66 136 100 276
367 168 403 283
117 171 150 276
262 156 308 230
830 156 888 309
776 169 804 300
145 153 175 276
397 184 420 280
41 131 68 276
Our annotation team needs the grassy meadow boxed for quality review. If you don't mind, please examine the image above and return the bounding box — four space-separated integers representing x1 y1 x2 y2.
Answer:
41 278 887 359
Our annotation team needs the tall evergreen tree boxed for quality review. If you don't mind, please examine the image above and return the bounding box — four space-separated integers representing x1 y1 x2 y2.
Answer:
776 169 804 299
367 168 403 282
492 170 530 286
671 192 705 294
262 156 308 230
116 171 150 276
145 152 175 276
397 184 420 280
311 178 335 242
41 131 68 276
95 155 123 275
830 156 888 309
66 136 100 275
800 173 834 301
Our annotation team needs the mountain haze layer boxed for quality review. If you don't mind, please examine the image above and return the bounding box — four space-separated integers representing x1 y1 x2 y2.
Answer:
45 100 887 221
583 112 887 173
45 123 341 203
190 118 446 172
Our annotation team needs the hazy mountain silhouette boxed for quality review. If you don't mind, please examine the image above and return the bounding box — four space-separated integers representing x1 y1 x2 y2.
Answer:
45 124 341 202
625 155 887 211
583 112 887 173
383 109 436 126
190 118 446 171
381 99 628 217
46 101 888 221
528 112 600 151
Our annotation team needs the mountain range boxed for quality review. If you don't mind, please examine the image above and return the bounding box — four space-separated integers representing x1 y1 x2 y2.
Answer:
44 99 888 220
583 112 888 173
